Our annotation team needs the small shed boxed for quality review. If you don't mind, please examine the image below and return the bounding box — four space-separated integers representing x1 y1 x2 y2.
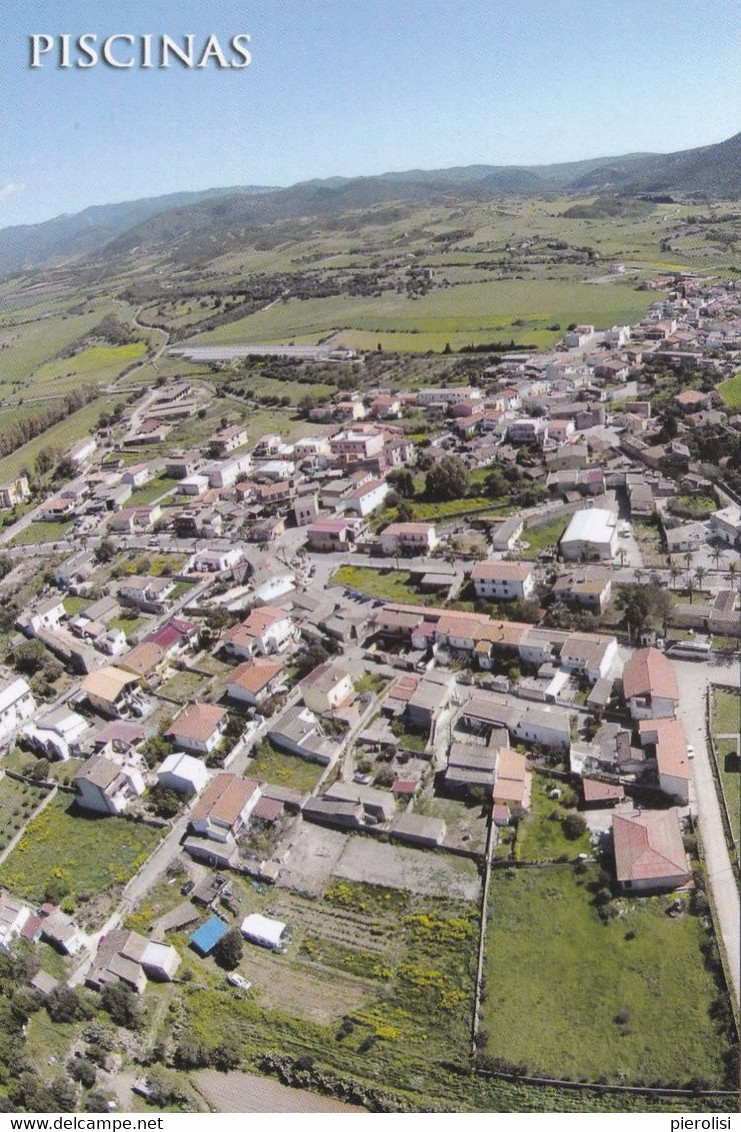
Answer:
240 912 287 950
189 916 229 956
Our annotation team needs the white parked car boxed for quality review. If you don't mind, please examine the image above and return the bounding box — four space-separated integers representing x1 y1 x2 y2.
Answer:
227 972 252 992
686 745 695 758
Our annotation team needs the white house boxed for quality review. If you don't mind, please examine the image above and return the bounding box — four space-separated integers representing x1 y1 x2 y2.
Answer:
167 703 228 755
222 606 296 659
186 547 244 574
74 755 146 815
226 658 284 707
0 677 36 744
470 561 535 602
709 505 741 548
379 522 439 556
23 706 89 762
240 912 288 950
559 633 618 683
189 773 261 842
300 663 354 714
343 478 389 518
612 810 690 893
156 752 210 796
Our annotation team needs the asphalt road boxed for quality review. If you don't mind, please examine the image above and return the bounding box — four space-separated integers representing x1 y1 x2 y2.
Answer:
673 654 740 1005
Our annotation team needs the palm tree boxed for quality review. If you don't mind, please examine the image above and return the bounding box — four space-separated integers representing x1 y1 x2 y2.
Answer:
617 548 627 568
728 560 739 591
669 563 680 591
711 546 725 573
694 565 707 597
683 551 694 577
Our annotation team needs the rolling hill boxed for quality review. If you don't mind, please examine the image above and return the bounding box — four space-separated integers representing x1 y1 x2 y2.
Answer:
1 129 740 278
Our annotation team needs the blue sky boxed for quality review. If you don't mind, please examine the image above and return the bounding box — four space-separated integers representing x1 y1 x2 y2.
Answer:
1 0 739 228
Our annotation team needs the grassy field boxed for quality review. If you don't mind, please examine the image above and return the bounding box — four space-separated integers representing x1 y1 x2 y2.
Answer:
247 740 325 793
0 394 125 484
159 669 209 703
331 565 427 604
717 372 741 409
514 773 591 862
127 476 178 506
0 776 51 853
711 687 741 735
164 878 478 1102
188 279 657 354
8 520 73 546
482 866 733 1086
710 687 740 847
0 794 163 918
518 516 570 558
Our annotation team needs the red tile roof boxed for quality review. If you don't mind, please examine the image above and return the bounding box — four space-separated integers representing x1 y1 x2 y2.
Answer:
612 810 689 885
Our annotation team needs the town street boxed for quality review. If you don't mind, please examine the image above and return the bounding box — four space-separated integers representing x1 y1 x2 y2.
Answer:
673 654 740 1005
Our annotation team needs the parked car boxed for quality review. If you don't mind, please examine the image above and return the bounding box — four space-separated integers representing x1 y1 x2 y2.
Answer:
227 972 252 992
686 744 695 758
180 880 195 895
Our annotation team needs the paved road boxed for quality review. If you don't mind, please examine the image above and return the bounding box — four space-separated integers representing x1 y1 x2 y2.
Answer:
673 654 740 1006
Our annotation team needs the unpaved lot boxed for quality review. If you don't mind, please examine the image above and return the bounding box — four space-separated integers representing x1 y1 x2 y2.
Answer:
276 823 348 895
193 1070 365 1113
332 838 481 900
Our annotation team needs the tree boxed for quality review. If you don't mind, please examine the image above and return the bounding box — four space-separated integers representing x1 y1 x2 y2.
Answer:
147 785 181 819
424 455 469 502
14 640 48 676
213 928 244 971
669 563 680 590
562 812 588 840
47 986 87 1024
100 982 142 1030
95 538 116 564
387 468 415 499
68 1056 97 1089
694 565 707 595
396 500 415 523
728 560 739 591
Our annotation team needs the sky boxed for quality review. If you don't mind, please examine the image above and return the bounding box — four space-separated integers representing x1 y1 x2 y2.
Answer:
1 0 740 229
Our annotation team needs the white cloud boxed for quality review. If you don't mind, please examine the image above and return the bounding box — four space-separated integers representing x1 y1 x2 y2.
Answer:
0 182 25 203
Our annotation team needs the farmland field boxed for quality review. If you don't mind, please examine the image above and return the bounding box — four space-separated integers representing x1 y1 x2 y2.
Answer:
188 279 657 354
482 866 733 1086
0 775 51 853
0 795 163 921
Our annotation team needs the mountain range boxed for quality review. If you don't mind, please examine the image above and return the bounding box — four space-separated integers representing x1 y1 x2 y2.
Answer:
2 130 740 278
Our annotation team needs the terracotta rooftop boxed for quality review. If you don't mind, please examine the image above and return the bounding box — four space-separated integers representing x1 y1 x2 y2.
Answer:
612 810 690 884
191 773 260 827
168 703 227 743
228 658 283 695
623 648 679 703
471 560 533 582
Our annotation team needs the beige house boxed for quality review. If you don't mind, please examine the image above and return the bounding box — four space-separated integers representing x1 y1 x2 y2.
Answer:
300 663 354 714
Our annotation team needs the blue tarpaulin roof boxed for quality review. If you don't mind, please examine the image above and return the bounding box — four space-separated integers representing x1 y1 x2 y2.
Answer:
190 915 229 956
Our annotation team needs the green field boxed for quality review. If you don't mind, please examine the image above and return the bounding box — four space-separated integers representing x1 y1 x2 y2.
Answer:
482 866 733 1085
717 372 741 409
0 794 163 918
331 565 427 604
0 776 51 854
127 476 178 505
188 278 657 354
514 774 592 862
710 688 740 848
8 520 73 546
0 394 125 484
517 516 570 558
247 740 326 793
